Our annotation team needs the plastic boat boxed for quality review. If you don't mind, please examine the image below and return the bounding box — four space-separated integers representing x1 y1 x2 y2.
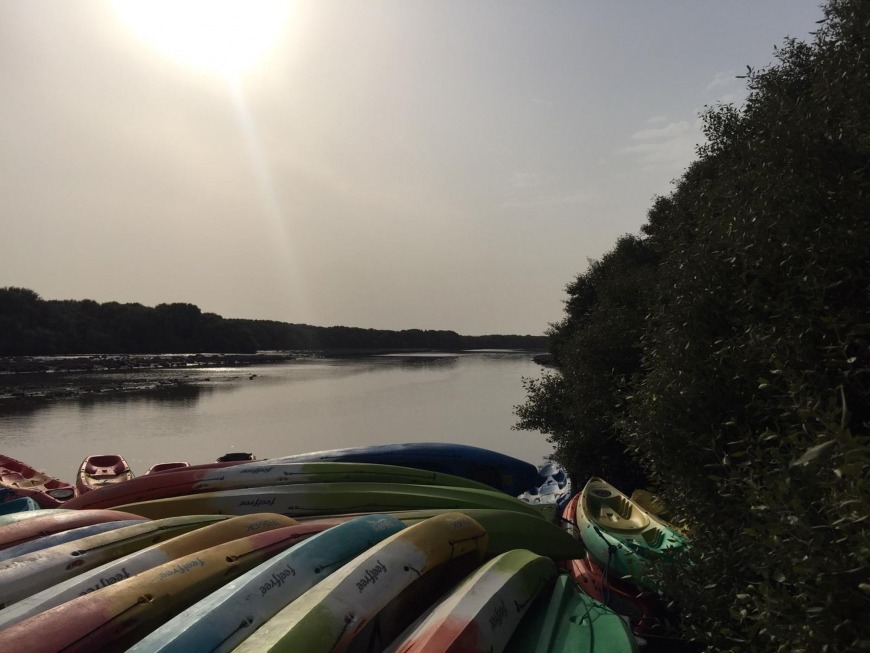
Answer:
144 462 190 474
114 482 550 521
233 512 489 653
62 461 497 511
0 514 284 630
76 455 134 494
0 508 146 551
128 514 407 653
0 454 76 507
575 478 687 590
384 549 557 653
507 574 639 652
260 443 541 496
0 514 223 609
0 520 330 652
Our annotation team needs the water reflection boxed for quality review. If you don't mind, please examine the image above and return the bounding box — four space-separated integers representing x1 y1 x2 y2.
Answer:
76 383 214 410
0 352 550 481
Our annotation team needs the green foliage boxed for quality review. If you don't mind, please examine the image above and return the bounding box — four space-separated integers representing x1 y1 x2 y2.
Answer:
517 1 870 649
0 289 547 356
515 235 653 491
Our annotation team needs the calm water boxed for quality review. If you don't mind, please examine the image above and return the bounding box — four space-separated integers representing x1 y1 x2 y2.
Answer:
0 351 552 483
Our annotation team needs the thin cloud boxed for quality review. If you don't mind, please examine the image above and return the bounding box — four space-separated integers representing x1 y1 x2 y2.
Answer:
617 118 704 169
501 191 592 209
707 70 737 90
630 120 693 141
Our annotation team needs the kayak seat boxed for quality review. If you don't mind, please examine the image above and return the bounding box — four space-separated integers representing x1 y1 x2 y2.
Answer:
587 491 651 532
83 459 128 477
640 526 665 547
1 473 29 487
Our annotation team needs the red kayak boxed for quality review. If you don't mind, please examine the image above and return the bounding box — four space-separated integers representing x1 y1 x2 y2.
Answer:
75 455 134 494
144 462 190 475
0 509 147 551
0 454 76 508
64 461 254 510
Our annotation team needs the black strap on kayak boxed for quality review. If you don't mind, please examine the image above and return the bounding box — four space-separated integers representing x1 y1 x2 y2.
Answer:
592 524 619 608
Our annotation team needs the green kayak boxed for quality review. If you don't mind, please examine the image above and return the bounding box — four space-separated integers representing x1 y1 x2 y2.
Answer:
576 477 687 590
508 574 639 652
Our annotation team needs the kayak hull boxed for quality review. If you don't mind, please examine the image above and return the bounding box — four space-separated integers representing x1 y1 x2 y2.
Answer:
0 454 76 507
76 454 134 494
129 514 408 653
115 482 548 521
385 549 557 653
234 512 489 653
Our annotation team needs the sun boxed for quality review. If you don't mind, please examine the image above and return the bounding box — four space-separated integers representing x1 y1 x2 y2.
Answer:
113 0 292 78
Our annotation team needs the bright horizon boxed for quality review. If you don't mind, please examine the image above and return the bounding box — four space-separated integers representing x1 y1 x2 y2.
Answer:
0 1 824 335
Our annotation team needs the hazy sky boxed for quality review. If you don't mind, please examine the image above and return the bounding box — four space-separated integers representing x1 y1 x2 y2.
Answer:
1 1 824 335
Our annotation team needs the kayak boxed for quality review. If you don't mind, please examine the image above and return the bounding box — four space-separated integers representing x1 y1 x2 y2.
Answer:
333 508 585 559
63 461 497 511
563 553 670 638
114 482 549 520
76 454 134 494
384 549 557 653
507 574 639 652
216 452 256 462
0 453 76 507
0 513 288 630
575 478 687 589
233 512 489 653
128 514 407 653
0 519 145 562
0 508 146 551
0 508 70 527
259 443 541 496
145 462 190 474
63 464 250 510
517 461 573 510
0 496 40 514
0 519 331 652
0 514 223 609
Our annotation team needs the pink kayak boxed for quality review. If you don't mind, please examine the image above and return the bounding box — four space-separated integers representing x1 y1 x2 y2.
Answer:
0 509 147 551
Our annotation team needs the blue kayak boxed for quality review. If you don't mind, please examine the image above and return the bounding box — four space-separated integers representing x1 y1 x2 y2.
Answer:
260 442 541 496
0 497 40 515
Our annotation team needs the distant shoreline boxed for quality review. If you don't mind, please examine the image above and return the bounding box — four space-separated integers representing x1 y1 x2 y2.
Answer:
0 349 546 402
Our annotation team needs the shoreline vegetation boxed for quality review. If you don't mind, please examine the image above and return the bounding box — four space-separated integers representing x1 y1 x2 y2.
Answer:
0 349 547 403
0 351 295 402
0 286 548 401
515 2 869 650
0 287 547 358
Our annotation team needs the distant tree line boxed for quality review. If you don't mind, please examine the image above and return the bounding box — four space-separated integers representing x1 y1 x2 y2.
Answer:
516 1 868 650
0 287 547 356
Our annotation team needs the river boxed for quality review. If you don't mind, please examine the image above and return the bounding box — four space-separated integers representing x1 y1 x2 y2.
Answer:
0 351 553 483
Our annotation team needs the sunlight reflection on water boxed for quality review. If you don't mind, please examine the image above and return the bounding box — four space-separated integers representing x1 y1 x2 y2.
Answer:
0 352 550 482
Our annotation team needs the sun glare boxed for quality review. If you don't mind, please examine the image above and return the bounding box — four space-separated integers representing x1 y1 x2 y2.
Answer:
113 0 291 78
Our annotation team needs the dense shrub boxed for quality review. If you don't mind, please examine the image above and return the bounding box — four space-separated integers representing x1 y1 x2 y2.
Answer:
518 1 869 650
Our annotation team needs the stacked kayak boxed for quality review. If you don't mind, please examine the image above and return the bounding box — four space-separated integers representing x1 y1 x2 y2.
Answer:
560 478 688 641
0 454 76 507
263 442 572 509
0 446 662 652
573 477 687 590
75 454 134 494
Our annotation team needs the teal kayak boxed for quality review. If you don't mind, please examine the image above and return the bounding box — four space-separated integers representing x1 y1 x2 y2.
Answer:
576 478 686 589
508 574 639 652
128 514 406 653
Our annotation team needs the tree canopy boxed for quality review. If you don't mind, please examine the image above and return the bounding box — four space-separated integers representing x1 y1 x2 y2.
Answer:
516 1 869 649
0 288 546 355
